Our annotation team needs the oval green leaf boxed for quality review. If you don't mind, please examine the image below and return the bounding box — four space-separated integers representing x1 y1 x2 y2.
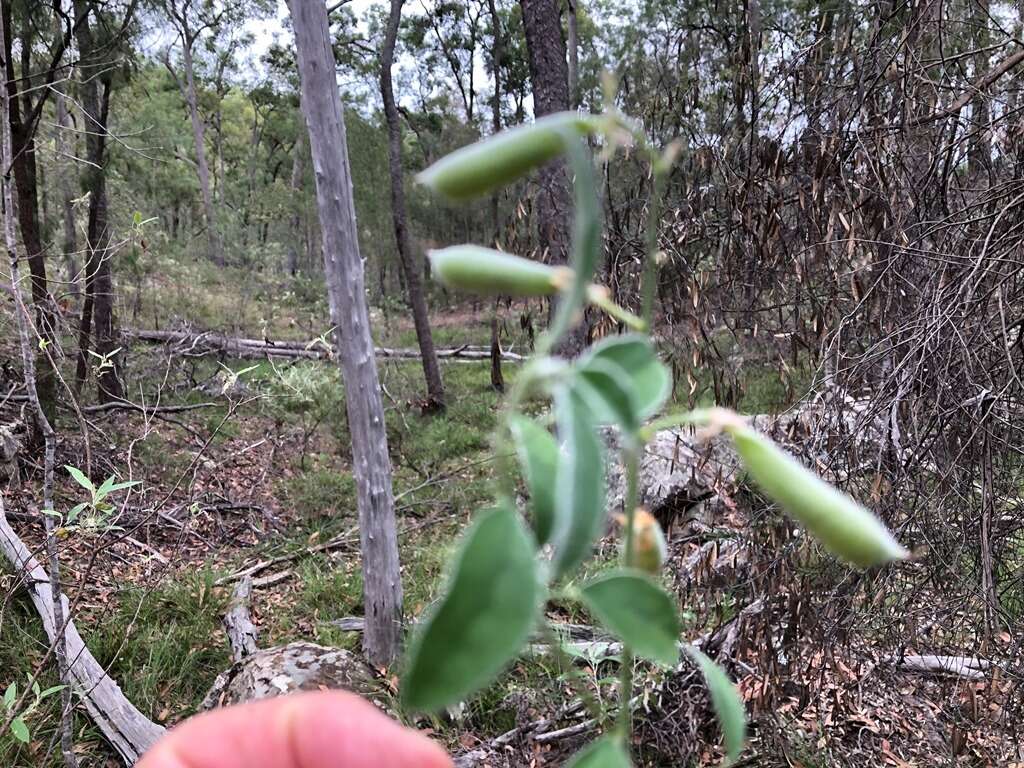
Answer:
552 388 607 579
565 736 632 768
579 569 680 666
509 416 559 546
10 716 29 744
572 357 640 433
401 505 541 712
429 246 566 297
685 646 747 763
579 335 671 421
728 426 908 568
417 112 596 200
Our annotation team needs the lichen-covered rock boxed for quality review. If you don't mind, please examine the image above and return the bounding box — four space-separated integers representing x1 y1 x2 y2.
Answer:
201 642 388 710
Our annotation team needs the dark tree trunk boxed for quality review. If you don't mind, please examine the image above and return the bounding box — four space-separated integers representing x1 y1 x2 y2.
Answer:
2 1 56 418
290 0 404 666
381 0 445 410
73 0 122 403
487 0 505 391
518 0 585 355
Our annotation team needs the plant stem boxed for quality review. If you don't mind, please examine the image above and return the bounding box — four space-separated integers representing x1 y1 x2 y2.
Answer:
616 443 641 739
640 168 665 327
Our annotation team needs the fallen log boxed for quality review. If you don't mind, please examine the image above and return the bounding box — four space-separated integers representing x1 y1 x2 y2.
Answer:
127 328 525 363
0 497 165 764
223 576 259 663
895 654 993 680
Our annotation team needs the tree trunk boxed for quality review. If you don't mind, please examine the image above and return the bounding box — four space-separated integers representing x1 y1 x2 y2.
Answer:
178 34 223 266
381 0 446 410
290 0 404 666
487 0 505 391
2 1 57 418
287 123 305 276
73 0 122 403
566 0 578 107
518 0 584 355
55 67 78 297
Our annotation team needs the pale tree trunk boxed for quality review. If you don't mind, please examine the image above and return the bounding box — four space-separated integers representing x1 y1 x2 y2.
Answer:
487 0 505 391
182 41 222 265
381 0 445 410
287 124 305 276
163 17 223 267
519 0 585 355
73 0 122 403
290 0 404 666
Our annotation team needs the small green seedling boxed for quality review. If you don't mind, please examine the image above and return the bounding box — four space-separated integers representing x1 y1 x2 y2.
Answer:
2 679 65 745
401 106 906 766
46 465 140 532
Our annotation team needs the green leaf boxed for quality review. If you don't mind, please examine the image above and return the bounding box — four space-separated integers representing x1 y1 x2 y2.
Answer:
509 416 559 545
565 736 632 767
727 426 908 568
579 336 671 421
579 570 680 666
64 465 94 494
572 357 639 433
95 477 140 501
552 387 606 579
401 505 542 712
685 646 747 763
65 503 87 525
37 686 64 701
30 681 39 700
3 682 15 709
9 717 29 744
417 112 596 200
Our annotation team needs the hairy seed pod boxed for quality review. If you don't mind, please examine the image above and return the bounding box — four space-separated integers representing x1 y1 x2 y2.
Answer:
617 508 667 574
417 112 597 200
429 246 571 296
728 426 908 569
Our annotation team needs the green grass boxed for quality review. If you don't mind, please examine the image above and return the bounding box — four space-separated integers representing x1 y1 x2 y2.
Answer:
0 568 230 766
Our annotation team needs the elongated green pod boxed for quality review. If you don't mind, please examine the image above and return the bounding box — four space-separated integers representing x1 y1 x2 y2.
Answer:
429 245 570 297
417 112 597 200
728 426 908 568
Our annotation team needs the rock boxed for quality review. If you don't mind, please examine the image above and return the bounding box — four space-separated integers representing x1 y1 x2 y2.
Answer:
201 642 387 710
605 406 837 533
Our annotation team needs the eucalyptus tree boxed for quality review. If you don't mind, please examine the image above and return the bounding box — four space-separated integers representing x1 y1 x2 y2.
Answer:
289 0 404 666
380 0 446 409
158 0 270 264
72 0 136 403
1 0 78 416
518 0 581 354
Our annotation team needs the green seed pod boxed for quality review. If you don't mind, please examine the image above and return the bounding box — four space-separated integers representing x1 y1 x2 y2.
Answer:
728 426 908 569
417 112 597 201
429 245 571 297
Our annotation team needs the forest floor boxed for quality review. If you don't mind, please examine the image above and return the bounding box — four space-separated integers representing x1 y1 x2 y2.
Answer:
1 261 1019 767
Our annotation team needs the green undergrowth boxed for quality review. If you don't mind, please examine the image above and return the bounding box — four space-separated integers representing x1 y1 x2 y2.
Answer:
1 297 810 765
